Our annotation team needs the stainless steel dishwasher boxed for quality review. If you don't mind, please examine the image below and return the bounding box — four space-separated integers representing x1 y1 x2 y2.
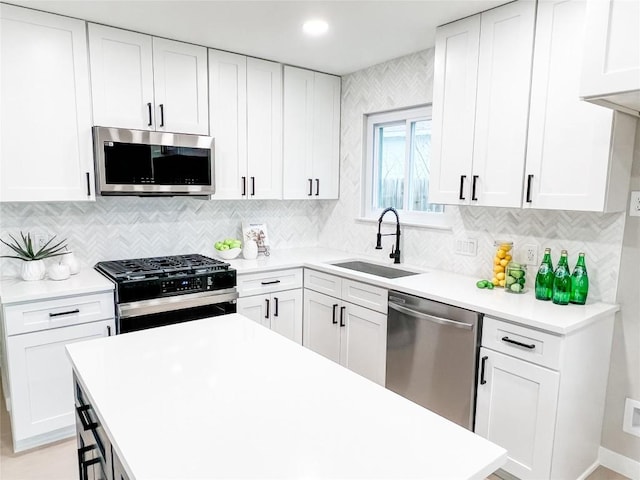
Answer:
386 291 482 430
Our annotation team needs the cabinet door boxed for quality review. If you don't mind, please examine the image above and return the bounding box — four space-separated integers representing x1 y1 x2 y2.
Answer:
271 289 303 344
237 294 269 329
312 72 341 199
283 66 315 199
209 49 248 199
302 289 340 363
340 302 387 385
475 348 560 480
6 319 113 450
153 37 208 135
88 23 154 131
1 5 94 202
429 14 480 205
247 58 282 199
471 1 536 208
525 0 622 212
580 0 640 113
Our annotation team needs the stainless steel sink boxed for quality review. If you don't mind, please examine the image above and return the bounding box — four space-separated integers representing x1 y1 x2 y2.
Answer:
331 261 420 279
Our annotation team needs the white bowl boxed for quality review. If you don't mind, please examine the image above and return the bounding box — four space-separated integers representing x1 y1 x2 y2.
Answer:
216 247 242 260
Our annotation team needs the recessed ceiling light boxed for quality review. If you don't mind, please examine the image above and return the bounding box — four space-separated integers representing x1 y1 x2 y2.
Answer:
303 19 329 36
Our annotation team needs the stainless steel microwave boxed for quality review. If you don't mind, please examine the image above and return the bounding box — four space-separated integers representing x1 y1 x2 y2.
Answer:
93 127 215 196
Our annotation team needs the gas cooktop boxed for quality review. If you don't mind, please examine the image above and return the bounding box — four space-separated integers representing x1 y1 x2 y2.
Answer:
95 254 230 281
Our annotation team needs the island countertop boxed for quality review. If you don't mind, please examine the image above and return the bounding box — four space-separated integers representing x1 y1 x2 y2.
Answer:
66 314 506 479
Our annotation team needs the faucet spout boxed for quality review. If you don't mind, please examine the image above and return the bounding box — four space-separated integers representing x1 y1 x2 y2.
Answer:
376 207 402 264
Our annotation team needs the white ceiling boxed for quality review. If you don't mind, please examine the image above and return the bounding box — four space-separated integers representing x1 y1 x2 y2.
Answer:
9 0 508 75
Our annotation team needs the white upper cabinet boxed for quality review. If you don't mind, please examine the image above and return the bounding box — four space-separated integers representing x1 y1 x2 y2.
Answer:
0 4 94 202
580 0 640 116
429 1 536 207
429 15 481 205
209 50 282 199
89 24 208 134
283 66 341 200
525 0 637 212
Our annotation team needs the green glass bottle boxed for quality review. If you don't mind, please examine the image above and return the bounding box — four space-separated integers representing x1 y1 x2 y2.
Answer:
552 250 571 305
570 252 589 305
535 248 554 301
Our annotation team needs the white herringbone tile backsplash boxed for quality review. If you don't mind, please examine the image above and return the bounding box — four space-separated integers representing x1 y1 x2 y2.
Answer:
0 48 633 304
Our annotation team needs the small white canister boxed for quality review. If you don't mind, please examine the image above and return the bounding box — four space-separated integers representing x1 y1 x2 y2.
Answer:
243 239 258 260
61 251 80 275
48 262 71 281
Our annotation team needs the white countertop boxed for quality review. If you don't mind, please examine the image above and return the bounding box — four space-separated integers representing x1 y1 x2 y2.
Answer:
67 314 507 480
0 268 114 304
229 247 618 335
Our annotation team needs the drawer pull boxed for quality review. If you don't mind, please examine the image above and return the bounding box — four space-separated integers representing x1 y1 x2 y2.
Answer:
49 308 80 318
501 336 536 349
260 280 281 285
480 355 488 385
77 404 98 430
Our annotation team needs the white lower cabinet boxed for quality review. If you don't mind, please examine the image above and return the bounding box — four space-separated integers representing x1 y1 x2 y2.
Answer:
237 289 302 344
475 316 614 480
475 347 559 479
6 320 113 451
303 270 387 385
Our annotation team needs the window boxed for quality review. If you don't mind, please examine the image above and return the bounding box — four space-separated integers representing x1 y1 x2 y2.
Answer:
363 106 448 227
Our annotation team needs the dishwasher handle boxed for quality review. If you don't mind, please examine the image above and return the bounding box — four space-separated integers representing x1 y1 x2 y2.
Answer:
388 302 474 330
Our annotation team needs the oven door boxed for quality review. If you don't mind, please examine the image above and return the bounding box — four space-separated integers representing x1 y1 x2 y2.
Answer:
117 288 238 334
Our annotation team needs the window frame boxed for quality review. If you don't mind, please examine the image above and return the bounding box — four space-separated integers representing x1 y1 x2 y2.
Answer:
362 105 451 229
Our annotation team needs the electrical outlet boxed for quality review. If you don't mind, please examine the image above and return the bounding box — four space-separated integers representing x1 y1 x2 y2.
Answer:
34 234 48 251
454 238 477 256
630 191 640 217
523 244 538 266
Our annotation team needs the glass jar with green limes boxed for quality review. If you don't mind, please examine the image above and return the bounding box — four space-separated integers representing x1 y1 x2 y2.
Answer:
505 263 527 293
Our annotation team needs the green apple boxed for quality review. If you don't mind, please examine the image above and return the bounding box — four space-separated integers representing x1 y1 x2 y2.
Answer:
214 241 224 250
219 244 229 251
230 240 242 249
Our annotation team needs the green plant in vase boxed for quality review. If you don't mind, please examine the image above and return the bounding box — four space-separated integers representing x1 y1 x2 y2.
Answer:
1 232 68 281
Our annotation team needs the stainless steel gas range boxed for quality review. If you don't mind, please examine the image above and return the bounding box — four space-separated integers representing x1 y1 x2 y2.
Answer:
95 254 237 334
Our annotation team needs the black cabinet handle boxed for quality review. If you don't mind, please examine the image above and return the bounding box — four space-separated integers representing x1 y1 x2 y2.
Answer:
147 102 153 126
241 176 246 196
480 355 488 385
265 299 270 319
86 172 91 196
159 104 165 127
250 177 255 196
315 179 320 196
526 174 534 203
274 297 279 317
49 309 80 318
78 445 100 480
77 404 98 430
471 175 479 201
501 336 536 349
339 306 346 327
107 326 111 336
260 280 281 285
332 304 338 324
459 175 466 200
308 179 313 196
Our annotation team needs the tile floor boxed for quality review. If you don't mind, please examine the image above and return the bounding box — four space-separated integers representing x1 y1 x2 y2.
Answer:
0 381 631 480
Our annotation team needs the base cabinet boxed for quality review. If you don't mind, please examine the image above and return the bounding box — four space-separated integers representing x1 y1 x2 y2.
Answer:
237 289 303 344
303 270 387 385
475 347 559 479
475 316 614 480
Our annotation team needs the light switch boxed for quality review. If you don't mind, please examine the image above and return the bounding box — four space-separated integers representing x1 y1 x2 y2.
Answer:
630 191 640 217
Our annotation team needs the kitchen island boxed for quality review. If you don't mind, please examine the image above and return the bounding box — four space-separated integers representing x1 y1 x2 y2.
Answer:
67 313 507 479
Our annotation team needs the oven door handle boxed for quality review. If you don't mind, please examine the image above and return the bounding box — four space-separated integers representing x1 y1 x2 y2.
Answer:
118 289 238 319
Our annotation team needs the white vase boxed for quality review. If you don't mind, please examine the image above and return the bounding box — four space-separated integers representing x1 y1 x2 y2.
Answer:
61 252 80 275
21 260 46 281
243 240 258 259
48 263 71 281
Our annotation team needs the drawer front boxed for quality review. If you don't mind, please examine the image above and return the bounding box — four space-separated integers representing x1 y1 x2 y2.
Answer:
303 269 342 298
341 279 387 314
4 292 115 336
482 316 562 370
237 268 303 297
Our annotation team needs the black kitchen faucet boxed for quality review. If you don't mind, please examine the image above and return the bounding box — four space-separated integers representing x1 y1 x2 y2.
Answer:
375 207 401 264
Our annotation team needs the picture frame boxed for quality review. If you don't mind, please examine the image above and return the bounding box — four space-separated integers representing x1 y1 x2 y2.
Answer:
242 222 270 256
